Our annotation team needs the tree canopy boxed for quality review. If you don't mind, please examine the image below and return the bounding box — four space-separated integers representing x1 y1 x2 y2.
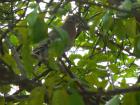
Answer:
0 0 140 105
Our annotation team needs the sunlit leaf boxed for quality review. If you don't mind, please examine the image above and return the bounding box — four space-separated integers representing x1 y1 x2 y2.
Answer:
9 34 19 46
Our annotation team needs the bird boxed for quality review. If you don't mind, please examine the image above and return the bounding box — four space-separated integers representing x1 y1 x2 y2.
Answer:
32 15 86 62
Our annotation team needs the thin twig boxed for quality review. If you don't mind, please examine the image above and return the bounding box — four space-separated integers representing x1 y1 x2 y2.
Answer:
58 58 94 104
77 1 131 13
0 1 30 78
5 35 27 78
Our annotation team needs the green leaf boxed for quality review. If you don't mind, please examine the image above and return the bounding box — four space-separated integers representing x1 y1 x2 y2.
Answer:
1 54 18 74
52 88 69 105
28 86 46 105
135 91 140 105
102 11 113 31
28 13 48 43
9 34 19 46
124 18 136 37
26 6 38 27
113 20 125 39
120 0 132 10
109 64 119 73
122 93 137 105
56 4 71 16
134 35 140 58
69 54 82 63
85 73 98 85
69 91 85 105
21 40 34 75
0 97 5 105
0 85 11 94
15 20 28 37
27 5 47 44
105 95 120 105
53 25 69 45
7 102 13 105
48 25 69 57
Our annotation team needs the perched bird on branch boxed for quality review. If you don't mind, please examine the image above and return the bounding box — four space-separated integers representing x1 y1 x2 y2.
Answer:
32 15 88 61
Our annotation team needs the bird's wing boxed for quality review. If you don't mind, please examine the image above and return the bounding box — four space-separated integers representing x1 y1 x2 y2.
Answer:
32 30 58 58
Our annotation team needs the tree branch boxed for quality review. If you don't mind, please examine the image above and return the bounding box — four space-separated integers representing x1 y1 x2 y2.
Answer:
0 1 30 78
77 1 131 13
58 58 94 105
89 86 140 96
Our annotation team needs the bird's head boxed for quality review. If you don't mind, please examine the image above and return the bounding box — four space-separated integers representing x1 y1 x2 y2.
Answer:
64 14 89 30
